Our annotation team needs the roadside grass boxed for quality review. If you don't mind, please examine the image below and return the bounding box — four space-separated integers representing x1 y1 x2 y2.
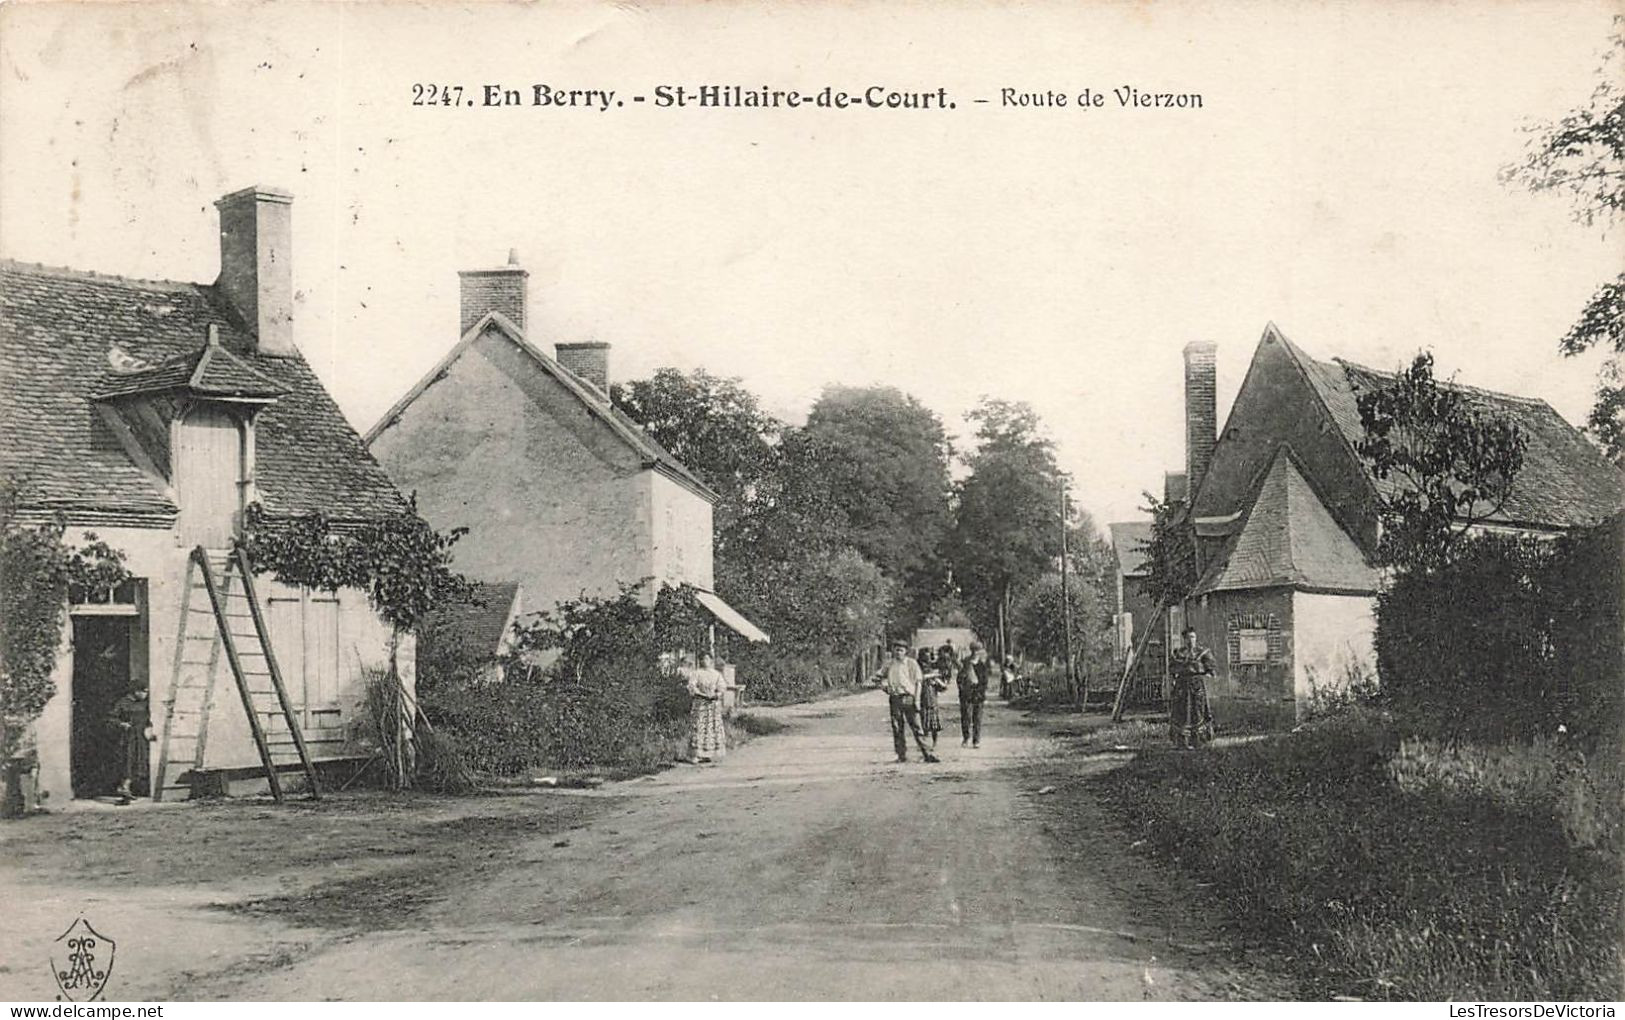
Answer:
1096 706 1622 1000
1072 718 1167 753
505 712 780 785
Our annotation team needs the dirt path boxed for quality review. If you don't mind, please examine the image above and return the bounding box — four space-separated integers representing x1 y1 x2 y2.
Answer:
2 692 1284 1001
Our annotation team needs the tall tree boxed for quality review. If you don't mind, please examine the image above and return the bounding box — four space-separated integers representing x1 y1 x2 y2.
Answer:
1502 21 1625 458
796 385 955 628
1137 492 1199 610
610 368 782 544
612 370 899 660
950 399 1067 656
1013 515 1117 671
1356 352 1527 573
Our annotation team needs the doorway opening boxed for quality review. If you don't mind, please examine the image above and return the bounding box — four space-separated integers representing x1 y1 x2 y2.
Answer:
70 616 148 799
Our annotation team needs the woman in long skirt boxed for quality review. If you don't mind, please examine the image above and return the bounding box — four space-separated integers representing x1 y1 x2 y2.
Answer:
1167 626 1216 749
916 648 943 749
686 653 728 763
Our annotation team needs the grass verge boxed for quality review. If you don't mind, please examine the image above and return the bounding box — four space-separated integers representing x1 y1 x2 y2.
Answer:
1095 706 1621 1000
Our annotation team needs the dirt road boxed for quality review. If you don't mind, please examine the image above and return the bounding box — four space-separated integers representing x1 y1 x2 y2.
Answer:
1 691 1282 1000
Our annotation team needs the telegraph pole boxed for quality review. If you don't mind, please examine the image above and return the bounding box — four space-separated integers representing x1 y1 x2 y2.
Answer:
1060 477 1077 703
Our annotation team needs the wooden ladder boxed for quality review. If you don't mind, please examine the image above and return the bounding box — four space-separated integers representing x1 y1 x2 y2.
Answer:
1111 599 1170 722
153 546 321 802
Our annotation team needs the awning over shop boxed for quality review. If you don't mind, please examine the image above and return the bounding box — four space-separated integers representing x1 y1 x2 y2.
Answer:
694 590 770 644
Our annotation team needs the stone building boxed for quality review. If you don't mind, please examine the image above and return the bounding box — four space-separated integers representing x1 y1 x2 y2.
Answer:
1172 325 1624 724
0 187 411 805
365 255 765 648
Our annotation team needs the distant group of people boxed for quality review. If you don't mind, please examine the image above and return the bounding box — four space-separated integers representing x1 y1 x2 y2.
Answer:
871 639 996 764
685 622 1221 771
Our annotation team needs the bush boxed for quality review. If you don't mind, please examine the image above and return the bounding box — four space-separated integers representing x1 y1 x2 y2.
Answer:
412 583 709 777
1375 518 1623 747
732 645 854 704
1008 663 1070 708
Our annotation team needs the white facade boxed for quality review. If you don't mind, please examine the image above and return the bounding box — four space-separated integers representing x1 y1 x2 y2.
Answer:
649 470 715 591
1291 591 1377 713
32 521 409 805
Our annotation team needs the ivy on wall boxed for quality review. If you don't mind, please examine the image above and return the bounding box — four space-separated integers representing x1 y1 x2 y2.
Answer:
239 496 475 633
1 485 131 758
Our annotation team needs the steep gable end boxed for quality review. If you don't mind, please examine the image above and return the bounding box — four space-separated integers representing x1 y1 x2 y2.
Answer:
1192 325 1379 551
1195 448 1377 596
1108 520 1153 578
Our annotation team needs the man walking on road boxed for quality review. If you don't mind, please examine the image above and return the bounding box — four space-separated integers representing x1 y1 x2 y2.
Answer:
873 640 939 764
957 641 991 748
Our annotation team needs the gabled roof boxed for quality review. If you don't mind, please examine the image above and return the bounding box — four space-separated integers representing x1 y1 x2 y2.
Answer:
364 311 717 503
1 260 404 522
422 580 522 658
1108 520 1153 577
1193 446 1379 596
1266 324 1625 531
91 335 288 402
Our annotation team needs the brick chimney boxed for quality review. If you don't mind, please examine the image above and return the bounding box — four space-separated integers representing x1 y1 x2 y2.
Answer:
215 186 295 357
1184 341 1217 498
555 342 610 393
458 249 528 335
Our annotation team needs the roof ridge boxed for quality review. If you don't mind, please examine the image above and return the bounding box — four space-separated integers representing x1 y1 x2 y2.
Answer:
1334 356 1548 407
191 340 290 395
366 311 719 503
1 257 212 293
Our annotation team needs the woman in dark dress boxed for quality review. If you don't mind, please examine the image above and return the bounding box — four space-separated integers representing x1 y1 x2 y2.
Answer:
916 647 943 748
1168 625 1217 749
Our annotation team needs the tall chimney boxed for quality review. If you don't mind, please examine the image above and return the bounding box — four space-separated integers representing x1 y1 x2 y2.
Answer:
458 249 528 335
1184 341 1217 498
215 186 295 357
555 342 610 393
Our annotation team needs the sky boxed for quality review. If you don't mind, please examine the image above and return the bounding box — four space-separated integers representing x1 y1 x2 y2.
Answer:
1 0 1618 530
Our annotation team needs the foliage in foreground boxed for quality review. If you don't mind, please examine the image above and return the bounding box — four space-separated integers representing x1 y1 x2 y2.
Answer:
1500 20 1625 458
415 584 705 777
1097 708 1621 1000
1375 519 1623 745
0 486 130 758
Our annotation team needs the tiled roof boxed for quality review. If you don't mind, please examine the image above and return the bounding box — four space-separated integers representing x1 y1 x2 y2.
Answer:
1108 520 1153 577
1194 448 1379 596
1 260 404 521
1273 326 1625 530
365 312 718 503
422 580 521 657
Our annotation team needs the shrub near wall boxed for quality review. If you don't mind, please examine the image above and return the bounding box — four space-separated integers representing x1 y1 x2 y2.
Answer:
1375 519 1623 746
732 645 853 704
416 584 703 777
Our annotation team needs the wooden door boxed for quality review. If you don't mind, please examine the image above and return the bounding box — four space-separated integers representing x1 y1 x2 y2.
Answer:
175 405 243 547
